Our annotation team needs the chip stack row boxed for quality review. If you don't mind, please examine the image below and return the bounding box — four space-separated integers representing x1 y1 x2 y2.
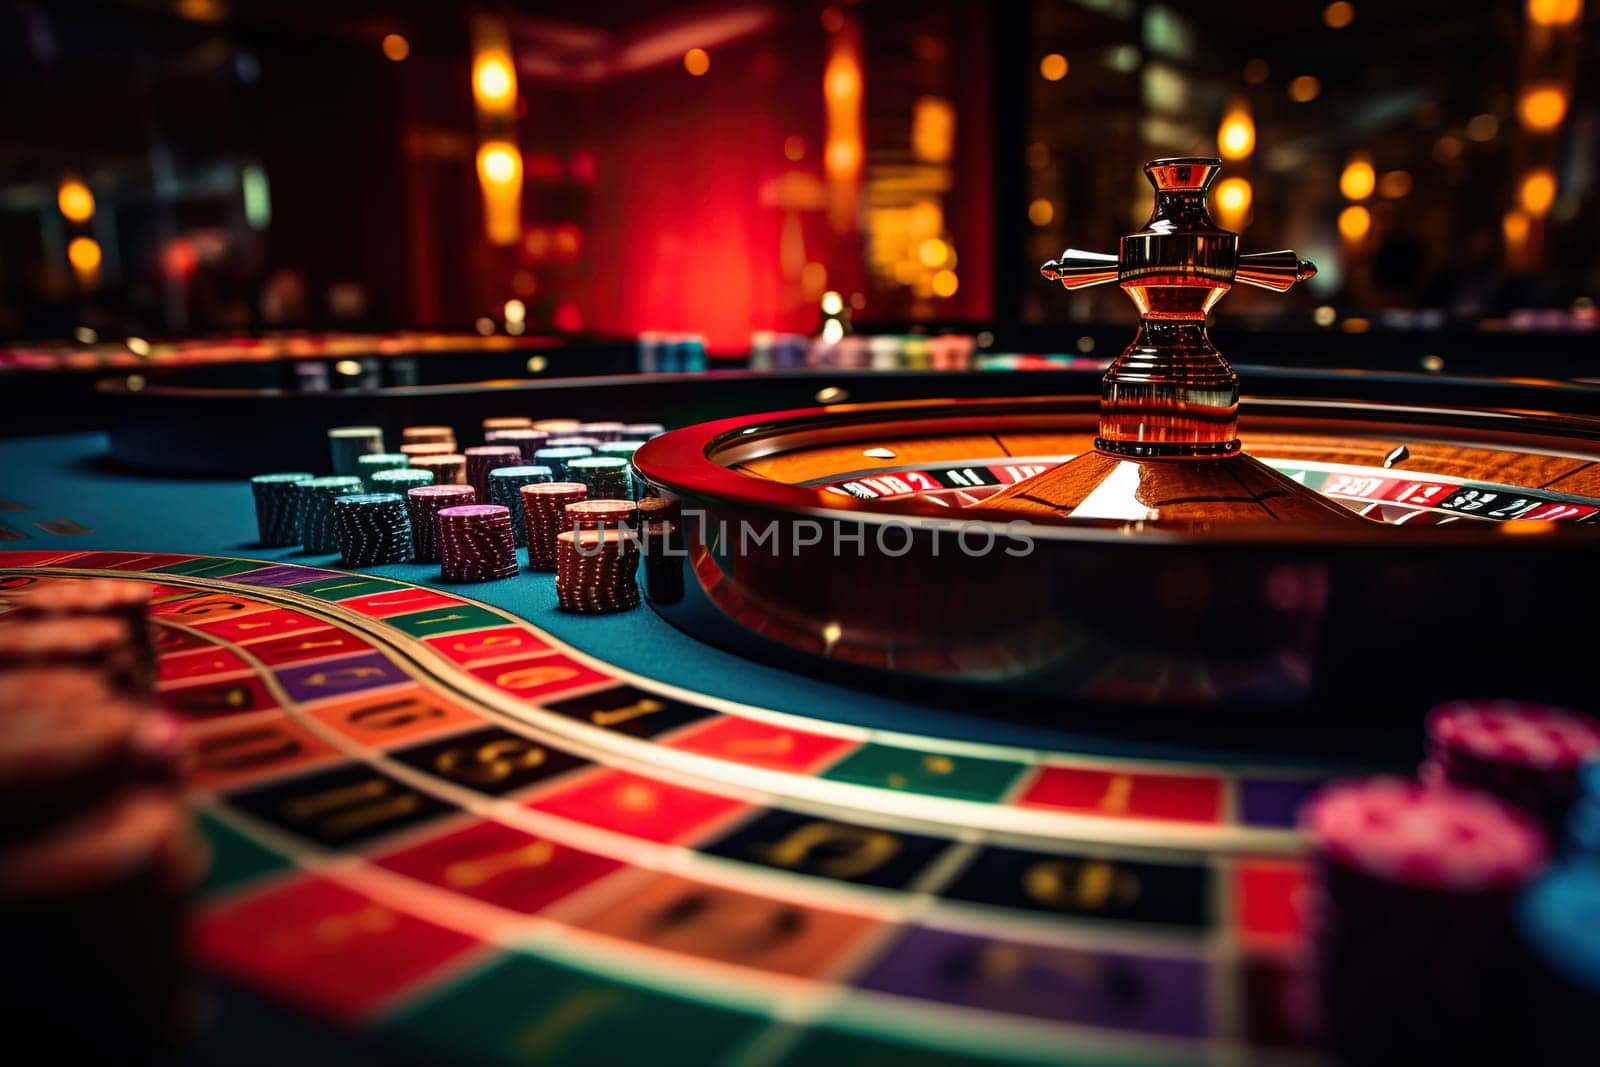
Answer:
555 529 641 613
402 425 456 449
356 452 411 489
620 423 666 441
640 520 684 605
547 435 602 450
464 445 523 503
1303 778 1546 1064
0 578 200 1061
249 472 314 547
597 442 645 497
532 419 580 435
565 498 637 531
533 445 592 481
437 504 519 582
577 421 625 442
328 426 384 476
333 493 414 566
1423 700 1600 843
522 482 588 569
370 468 435 494
406 484 475 563
484 428 550 462
488 466 554 546
482 417 533 439
411 453 468 485
568 456 634 500
297 476 365 552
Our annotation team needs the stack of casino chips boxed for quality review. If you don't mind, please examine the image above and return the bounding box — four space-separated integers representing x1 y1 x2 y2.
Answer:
437 504 519 581
0 579 201 1059
406 484 475 564
577 421 625 442
411 452 468 485
333 493 414 566
620 423 666 441
484 427 549 462
297 475 365 552
1303 778 1547 1064
370 467 434 495
355 452 411 488
399 442 454 459
1517 862 1600 1062
482 416 533 439
597 442 644 497
522 481 588 569
566 498 637 531
327 425 384 475
402 425 456 451
568 455 634 500
533 445 592 481
639 519 684 605
555 529 640 613
464 445 523 502
532 418 581 435
1423 699 1600 841
10 577 160 691
547 435 602 450
250 472 314 547
488 466 554 546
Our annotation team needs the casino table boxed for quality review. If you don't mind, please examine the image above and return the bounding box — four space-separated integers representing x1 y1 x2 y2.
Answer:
3 353 1599 1064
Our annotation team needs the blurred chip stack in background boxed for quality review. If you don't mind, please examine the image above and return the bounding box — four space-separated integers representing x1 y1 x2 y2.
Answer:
0 576 203 1062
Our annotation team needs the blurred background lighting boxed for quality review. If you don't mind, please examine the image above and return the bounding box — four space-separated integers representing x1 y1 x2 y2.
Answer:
381 34 409 62
1526 0 1583 26
1217 105 1255 160
1288 75 1321 103
1519 170 1557 216
1027 198 1054 227
1377 170 1413 199
931 270 959 298
472 53 516 112
57 178 95 223
1214 177 1252 222
1518 87 1568 131
1338 205 1371 242
820 290 844 315
1339 156 1375 200
67 236 102 275
1323 2 1356 29
683 48 710 76
1039 53 1069 81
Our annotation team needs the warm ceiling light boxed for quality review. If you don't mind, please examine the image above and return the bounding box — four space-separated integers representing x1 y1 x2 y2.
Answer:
67 236 103 273
1288 75 1321 103
1518 86 1568 131
1519 170 1557 216
1339 156 1376 200
473 53 515 110
683 48 710 76
57 179 95 223
931 270 959 298
1214 177 1252 217
1338 204 1371 241
1027 198 1055 226
1323 2 1356 28
477 142 520 185
1039 53 1069 81
1527 0 1582 26
1503 209 1531 245
381 34 409 62
1217 107 1255 160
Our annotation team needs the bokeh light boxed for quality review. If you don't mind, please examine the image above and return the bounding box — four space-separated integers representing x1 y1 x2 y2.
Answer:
1519 170 1557 216
1039 54 1069 82
1323 2 1356 28
683 49 710 77
381 34 409 62
931 270 959 298
1339 156 1375 201
1027 198 1054 226
1518 87 1568 131
1338 205 1371 242
57 179 95 223
1288 75 1321 103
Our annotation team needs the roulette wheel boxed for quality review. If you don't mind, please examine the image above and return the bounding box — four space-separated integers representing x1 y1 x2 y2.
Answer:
2 159 1598 1066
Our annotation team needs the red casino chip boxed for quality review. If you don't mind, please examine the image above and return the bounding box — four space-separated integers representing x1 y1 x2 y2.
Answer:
1426 699 1600 771
1302 777 1546 891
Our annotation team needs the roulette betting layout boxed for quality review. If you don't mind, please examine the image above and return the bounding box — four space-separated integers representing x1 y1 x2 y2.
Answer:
3 159 1599 1065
